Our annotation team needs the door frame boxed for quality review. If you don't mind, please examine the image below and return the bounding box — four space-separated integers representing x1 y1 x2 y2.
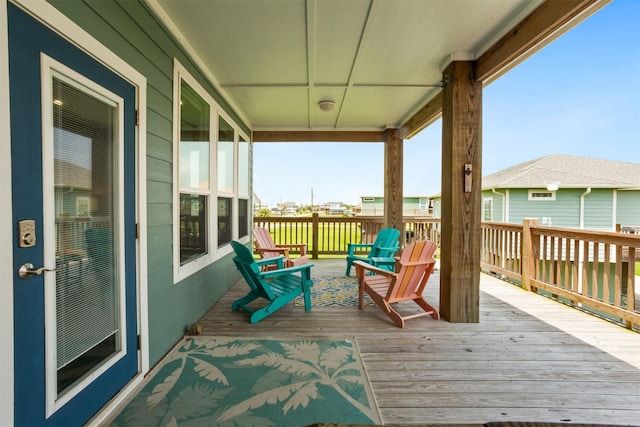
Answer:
0 0 149 423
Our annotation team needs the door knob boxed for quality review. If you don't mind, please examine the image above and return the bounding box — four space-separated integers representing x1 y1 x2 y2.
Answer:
18 263 57 280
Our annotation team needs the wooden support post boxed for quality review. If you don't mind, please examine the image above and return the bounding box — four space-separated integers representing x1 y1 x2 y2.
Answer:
522 218 539 292
439 61 482 323
384 129 403 233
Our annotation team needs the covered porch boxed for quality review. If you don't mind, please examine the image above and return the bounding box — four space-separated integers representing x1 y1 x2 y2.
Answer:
195 258 640 426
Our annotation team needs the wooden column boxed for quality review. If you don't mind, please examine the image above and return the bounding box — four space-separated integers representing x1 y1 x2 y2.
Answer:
383 129 403 232
439 61 482 323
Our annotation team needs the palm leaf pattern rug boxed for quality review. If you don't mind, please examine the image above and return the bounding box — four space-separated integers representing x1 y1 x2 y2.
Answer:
106 337 381 427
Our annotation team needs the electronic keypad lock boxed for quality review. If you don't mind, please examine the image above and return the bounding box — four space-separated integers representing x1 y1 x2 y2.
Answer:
18 219 36 248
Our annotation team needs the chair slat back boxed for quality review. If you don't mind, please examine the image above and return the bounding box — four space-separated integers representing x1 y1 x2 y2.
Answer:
369 228 401 257
231 241 276 301
388 241 437 301
253 227 281 260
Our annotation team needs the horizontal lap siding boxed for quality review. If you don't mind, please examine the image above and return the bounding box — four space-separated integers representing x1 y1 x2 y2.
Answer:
47 0 249 364
617 190 640 227
509 188 581 228
583 188 614 231
481 190 504 222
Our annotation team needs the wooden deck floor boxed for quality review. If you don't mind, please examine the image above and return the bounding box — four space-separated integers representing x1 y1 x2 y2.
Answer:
198 258 640 426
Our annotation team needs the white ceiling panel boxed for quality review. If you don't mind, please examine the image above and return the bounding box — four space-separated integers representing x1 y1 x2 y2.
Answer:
148 0 599 133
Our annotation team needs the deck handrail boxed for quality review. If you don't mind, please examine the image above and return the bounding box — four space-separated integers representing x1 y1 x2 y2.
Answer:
255 213 440 258
255 214 638 329
481 219 639 330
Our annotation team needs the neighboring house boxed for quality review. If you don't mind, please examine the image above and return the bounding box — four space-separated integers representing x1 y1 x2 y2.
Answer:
326 201 348 215
54 159 91 218
280 201 298 215
360 196 432 216
433 154 640 230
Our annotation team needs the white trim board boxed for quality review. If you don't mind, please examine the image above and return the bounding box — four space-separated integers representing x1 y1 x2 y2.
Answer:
0 0 15 423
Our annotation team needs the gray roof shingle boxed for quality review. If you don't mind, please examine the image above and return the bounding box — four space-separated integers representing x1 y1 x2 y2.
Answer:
482 154 640 189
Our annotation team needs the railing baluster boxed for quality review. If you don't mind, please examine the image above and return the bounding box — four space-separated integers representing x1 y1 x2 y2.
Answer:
592 242 599 300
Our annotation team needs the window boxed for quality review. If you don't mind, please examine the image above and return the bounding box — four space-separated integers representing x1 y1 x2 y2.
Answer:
483 198 493 221
528 190 556 201
217 116 234 247
178 79 210 265
419 198 428 211
238 136 249 238
238 199 249 238
76 197 89 217
173 60 251 282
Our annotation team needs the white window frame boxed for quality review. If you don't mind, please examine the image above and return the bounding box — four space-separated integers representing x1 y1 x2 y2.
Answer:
42 57 128 416
528 189 556 201
172 59 250 283
482 198 493 221
236 135 251 239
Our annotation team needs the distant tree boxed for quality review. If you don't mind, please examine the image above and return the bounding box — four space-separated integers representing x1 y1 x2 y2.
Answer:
256 208 271 217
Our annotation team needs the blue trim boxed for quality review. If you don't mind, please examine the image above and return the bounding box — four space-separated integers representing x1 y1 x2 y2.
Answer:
9 4 137 425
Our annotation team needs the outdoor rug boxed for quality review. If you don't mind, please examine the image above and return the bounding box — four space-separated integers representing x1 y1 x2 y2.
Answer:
104 337 382 427
295 276 374 307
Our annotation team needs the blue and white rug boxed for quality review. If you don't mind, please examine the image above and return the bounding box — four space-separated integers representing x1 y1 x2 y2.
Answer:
295 276 374 307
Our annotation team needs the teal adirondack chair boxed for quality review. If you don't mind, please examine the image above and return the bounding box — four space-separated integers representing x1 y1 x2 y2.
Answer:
230 241 314 323
345 227 401 276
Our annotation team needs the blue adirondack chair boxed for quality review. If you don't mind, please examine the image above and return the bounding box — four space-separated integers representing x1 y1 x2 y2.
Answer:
230 241 314 323
345 227 401 276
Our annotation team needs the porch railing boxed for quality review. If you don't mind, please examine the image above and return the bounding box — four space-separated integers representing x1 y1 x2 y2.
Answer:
254 213 440 257
255 214 638 330
482 219 639 330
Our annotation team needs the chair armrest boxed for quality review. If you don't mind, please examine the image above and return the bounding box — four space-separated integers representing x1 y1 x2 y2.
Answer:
377 245 399 252
255 247 291 256
275 244 308 255
353 260 397 279
261 262 314 279
398 259 435 268
256 256 286 269
347 243 373 255
348 243 373 249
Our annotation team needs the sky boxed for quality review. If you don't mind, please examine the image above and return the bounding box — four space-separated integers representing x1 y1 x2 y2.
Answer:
253 0 640 208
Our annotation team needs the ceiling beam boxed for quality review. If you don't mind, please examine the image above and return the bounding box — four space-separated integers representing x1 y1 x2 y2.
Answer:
398 91 443 140
253 130 386 142
398 0 606 140
476 0 607 83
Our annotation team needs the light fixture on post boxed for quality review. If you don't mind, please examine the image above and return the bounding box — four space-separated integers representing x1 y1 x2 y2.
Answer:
318 99 335 112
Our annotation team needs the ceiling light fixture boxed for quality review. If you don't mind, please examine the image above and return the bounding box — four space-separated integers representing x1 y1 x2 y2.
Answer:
318 100 335 112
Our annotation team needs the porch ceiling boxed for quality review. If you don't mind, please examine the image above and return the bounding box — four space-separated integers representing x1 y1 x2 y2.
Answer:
148 0 604 138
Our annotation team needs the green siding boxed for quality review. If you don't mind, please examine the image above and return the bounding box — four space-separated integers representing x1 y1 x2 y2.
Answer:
361 197 384 215
47 0 249 365
509 188 581 227
617 190 640 227
481 190 505 222
583 188 614 231
441 187 639 231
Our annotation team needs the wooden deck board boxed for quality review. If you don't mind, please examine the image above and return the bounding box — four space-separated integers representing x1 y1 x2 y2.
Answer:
197 258 640 426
